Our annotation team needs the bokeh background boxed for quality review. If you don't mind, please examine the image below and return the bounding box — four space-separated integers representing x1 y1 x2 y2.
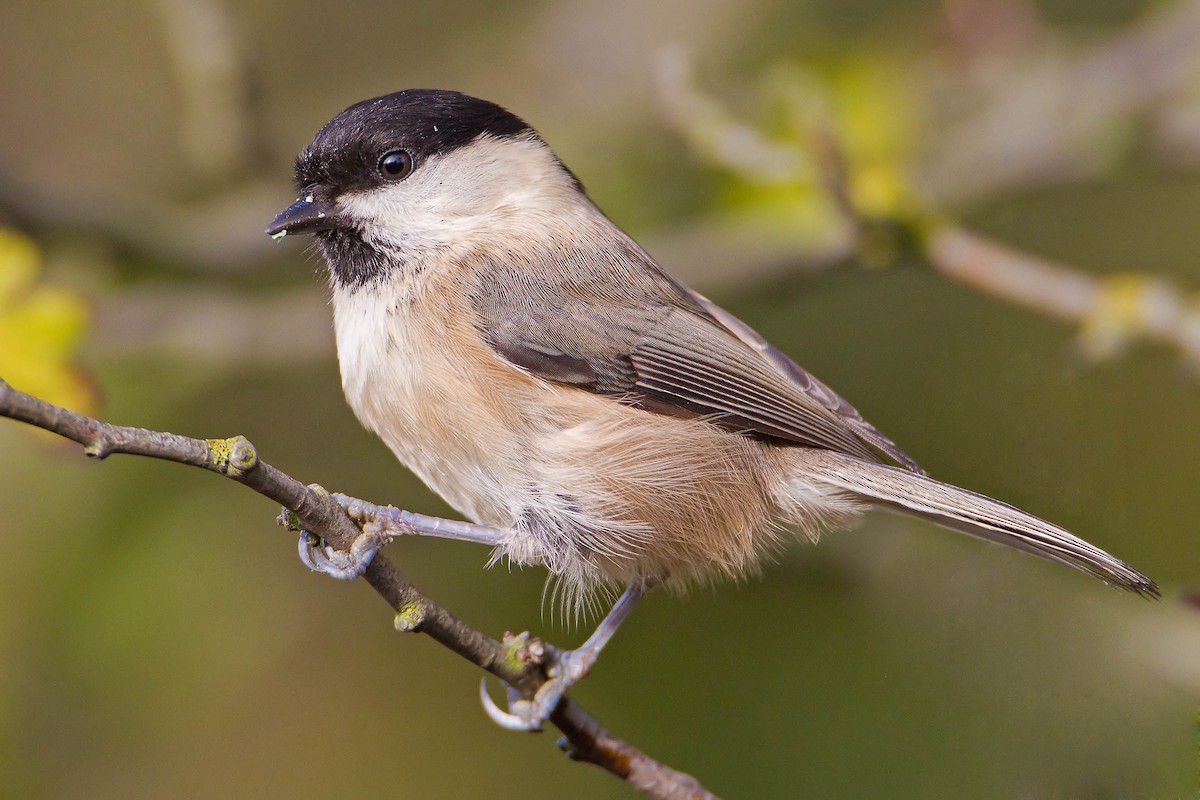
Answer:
3 0 1200 797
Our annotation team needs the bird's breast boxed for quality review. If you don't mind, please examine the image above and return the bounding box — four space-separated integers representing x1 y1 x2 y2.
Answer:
331 275 536 525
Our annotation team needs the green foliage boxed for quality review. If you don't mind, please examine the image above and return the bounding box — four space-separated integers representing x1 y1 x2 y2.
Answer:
667 46 928 269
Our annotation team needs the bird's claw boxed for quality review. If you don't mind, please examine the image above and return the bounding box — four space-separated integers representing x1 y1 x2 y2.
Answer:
478 648 595 732
480 679 547 731
288 488 406 580
296 528 387 579
479 677 570 733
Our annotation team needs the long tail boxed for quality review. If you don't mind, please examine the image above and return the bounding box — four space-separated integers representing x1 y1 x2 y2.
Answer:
795 450 1159 597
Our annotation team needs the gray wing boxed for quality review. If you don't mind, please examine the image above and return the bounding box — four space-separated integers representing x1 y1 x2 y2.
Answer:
683 289 924 473
471 243 921 470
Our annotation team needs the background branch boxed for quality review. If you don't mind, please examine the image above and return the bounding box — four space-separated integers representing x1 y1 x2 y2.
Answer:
923 224 1200 365
0 377 716 800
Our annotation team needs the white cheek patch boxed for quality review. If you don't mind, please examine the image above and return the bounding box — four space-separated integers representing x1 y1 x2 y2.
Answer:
335 135 580 252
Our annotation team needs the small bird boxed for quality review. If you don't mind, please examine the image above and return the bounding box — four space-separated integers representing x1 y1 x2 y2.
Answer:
267 89 1157 729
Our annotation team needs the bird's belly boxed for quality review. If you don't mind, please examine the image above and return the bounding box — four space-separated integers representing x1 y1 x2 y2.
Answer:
519 396 799 584
344 366 529 526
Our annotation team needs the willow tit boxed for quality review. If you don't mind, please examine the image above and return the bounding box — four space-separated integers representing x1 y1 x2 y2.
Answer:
267 89 1157 730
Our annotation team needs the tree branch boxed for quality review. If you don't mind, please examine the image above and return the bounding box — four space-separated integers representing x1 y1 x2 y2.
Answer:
0 377 716 800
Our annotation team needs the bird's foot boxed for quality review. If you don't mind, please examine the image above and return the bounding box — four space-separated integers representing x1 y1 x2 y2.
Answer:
280 489 508 578
280 487 410 580
479 635 600 733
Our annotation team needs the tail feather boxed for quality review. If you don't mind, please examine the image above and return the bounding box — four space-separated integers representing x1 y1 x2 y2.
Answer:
797 451 1159 597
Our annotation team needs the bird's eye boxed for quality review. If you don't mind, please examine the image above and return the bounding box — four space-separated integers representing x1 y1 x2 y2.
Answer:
378 150 414 181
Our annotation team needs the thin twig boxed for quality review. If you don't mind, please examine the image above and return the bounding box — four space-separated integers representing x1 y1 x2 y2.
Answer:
923 224 1200 364
0 377 715 800
553 700 719 799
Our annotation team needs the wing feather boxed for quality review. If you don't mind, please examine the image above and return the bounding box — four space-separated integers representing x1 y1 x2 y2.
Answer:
470 240 920 469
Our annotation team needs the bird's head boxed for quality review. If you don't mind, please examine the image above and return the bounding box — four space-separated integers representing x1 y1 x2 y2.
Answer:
267 89 584 287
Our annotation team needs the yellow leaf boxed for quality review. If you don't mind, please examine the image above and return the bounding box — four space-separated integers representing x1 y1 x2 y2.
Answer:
0 229 39 305
0 228 95 414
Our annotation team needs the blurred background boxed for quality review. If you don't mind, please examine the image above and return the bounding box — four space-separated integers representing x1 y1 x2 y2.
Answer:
3 0 1200 797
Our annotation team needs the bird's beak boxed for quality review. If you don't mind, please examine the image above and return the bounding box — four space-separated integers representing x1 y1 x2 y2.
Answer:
265 190 339 238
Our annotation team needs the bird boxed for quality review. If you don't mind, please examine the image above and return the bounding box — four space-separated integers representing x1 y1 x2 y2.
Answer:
266 88 1158 730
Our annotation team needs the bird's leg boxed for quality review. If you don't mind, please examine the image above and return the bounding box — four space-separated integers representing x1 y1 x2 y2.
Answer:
283 489 508 580
481 577 654 732
286 490 653 730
